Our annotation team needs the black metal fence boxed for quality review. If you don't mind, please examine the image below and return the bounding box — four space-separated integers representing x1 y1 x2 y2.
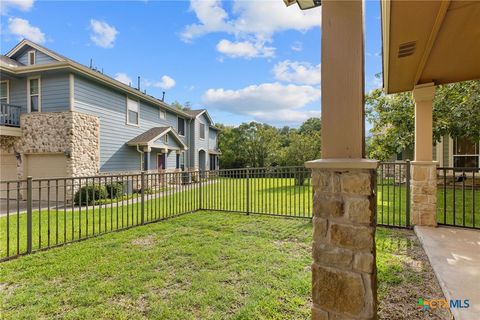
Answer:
200 167 313 218
0 167 313 261
376 161 411 228
437 167 479 229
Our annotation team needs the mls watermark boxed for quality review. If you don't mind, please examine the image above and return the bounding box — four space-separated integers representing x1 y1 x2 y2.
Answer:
418 298 470 311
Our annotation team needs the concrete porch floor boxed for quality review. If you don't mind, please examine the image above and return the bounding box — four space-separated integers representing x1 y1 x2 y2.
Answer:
415 226 480 320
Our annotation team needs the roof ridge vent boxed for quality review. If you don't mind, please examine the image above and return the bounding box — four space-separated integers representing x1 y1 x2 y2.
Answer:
398 41 416 58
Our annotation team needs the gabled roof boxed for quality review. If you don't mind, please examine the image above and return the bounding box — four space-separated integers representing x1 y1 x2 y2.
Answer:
1 40 194 119
6 39 67 62
127 126 188 150
185 109 214 125
0 55 24 67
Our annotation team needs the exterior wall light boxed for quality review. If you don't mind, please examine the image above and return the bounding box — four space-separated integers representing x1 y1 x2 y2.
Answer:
284 0 321 10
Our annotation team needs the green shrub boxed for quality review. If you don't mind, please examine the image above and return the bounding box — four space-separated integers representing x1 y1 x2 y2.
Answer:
74 185 108 205
105 182 124 198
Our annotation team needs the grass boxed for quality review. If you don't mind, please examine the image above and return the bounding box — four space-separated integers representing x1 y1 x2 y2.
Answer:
377 179 480 228
2 176 478 260
0 211 447 319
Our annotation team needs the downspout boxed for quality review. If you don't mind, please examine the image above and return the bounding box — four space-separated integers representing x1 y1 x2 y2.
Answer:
136 144 144 171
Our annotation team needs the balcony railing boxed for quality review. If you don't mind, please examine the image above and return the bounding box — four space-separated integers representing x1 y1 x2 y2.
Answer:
0 103 22 127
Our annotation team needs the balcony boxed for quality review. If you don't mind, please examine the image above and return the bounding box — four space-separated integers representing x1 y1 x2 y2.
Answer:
0 103 22 137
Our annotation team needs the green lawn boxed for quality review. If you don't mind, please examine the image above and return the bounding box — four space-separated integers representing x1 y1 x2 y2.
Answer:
377 180 480 228
0 212 445 319
2 176 478 260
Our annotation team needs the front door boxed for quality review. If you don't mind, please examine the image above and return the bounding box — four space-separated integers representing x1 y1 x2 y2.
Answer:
157 154 166 171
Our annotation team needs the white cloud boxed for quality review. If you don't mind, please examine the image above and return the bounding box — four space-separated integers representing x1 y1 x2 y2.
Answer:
182 0 321 41
202 82 320 124
0 0 34 15
90 19 118 48
114 72 132 85
181 0 320 59
145 75 176 90
7 17 45 44
181 0 233 42
216 39 275 59
273 60 320 85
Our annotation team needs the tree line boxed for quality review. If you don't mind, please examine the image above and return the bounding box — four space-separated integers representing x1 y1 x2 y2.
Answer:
217 118 321 169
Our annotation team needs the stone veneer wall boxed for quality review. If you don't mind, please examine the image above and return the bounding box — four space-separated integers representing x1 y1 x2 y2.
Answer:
411 162 437 226
311 168 377 320
0 112 99 179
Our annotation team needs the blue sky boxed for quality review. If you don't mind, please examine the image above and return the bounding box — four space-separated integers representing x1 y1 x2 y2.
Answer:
0 0 382 128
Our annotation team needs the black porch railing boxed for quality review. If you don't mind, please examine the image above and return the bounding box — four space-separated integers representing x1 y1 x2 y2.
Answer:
437 167 479 229
377 162 411 228
0 103 22 127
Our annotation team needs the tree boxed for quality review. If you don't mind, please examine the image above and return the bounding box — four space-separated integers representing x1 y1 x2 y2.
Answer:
366 80 480 161
298 117 321 135
171 100 192 111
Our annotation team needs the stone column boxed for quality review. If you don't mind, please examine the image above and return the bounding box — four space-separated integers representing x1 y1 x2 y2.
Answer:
307 160 377 320
411 83 437 226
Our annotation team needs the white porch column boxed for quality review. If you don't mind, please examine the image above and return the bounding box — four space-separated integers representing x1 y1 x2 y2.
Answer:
411 83 437 226
306 1 377 319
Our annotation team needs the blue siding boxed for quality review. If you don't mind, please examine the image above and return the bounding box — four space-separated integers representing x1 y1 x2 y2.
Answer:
41 73 70 112
3 73 69 113
73 75 181 172
7 78 27 113
153 132 182 149
195 114 210 168
17 47 58 65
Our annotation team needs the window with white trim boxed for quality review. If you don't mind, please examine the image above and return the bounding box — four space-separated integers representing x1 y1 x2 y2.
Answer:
28 78 40 112
127 98 139 125
199 123 205 139
0 81 9 103
160 109 166 120
453 137 479 168
28 51 36 65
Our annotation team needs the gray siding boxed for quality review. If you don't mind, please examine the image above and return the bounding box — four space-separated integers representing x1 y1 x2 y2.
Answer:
4 73 69 113
208 129 217 150
443 135 450 166
41 73 70 112
194 114 210 168
74 75 176 172
17 47 58 65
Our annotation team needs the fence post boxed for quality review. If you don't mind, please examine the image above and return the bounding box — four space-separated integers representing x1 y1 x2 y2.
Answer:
246 168 250 215
199 170 203 211
406 160 411 227
26 176 33 254
141 171 145 225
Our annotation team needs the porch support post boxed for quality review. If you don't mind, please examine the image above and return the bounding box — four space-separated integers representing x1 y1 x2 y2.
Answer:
411 83 437 226
305 1 377 319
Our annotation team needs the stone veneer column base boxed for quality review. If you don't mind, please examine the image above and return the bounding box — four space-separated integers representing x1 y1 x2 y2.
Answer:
411 161 437 227
306 159 378 320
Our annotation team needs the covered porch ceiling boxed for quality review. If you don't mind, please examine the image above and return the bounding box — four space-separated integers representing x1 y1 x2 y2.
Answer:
382 0 480 94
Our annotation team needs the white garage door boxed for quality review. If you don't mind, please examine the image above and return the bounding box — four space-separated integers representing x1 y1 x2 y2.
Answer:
26 154 68 202
0 153 18 199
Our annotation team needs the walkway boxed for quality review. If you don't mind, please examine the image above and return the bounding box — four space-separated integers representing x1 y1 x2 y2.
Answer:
415 226 480 320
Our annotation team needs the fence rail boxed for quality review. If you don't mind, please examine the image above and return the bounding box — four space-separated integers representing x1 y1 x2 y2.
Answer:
0 167 313 261
0 102 22 127
437 167 479 229
377 161 411 228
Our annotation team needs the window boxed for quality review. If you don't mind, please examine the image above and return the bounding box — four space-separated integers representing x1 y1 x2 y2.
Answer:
0 81 9 103
453 137 479 168
28 77 40 112
160 109 166 120
176 153 180 169
199 123 205 139
177 117 185 136
164 134 168 145
126 98 139 125
181 151 185 169
28 51 36 65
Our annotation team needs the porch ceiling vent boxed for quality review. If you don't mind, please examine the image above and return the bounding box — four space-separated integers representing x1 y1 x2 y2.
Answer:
397 41 417 58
